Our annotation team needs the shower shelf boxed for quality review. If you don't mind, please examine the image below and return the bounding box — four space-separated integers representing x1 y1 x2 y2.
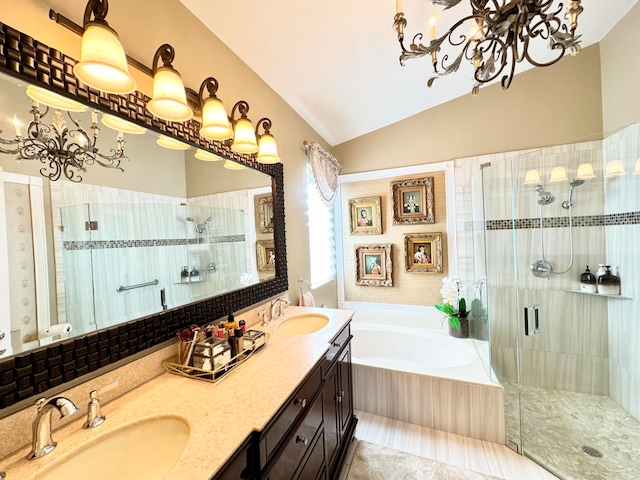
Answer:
564 289 632 299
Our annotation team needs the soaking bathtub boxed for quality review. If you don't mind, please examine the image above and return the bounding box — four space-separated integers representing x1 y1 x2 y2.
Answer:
349 306 505 443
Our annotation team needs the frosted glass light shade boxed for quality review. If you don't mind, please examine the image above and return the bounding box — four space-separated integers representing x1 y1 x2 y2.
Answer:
605 160 626 178
147 68 193 122
101 114 147 134
231 117 258 154
195 149 221 161
224 160 245 170
576 163 595 180
157 135 189 150
523 169 541 185
549 166 568 183
26 85 87 112
634 159 640 176
199 97 232 140
256 133 280 164
73 24 136 95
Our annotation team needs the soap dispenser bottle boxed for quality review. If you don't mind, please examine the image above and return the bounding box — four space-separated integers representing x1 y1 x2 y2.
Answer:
180 266 190 283
580 265 597 293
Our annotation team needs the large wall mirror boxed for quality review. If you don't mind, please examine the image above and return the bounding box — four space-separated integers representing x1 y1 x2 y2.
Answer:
0 21 288 414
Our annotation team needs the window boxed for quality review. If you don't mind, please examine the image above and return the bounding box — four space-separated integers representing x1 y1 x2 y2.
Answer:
307 163 336 287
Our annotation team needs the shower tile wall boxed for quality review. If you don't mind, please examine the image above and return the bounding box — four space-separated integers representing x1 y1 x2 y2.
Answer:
4 181 37 346
455 140 611 396
603 123 640 420
50 182 193 334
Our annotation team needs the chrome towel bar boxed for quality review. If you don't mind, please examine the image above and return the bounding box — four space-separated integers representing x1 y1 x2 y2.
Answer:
116 279 159 293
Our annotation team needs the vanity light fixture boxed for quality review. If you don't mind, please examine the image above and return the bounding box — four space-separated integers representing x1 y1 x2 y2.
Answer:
26 85 87 112
224 160 246 170
198 77 233 141
147 44 193 123
394 0 583 95
605 160 627 178
230 101 259 154
549 166 568 183
101 114 147 135
0 100 125 182
575 163 596 180
73 0 136 95
523 169 541 185
195 149 222 161
255 118 281 164
157 135 190 150
634 159 640 176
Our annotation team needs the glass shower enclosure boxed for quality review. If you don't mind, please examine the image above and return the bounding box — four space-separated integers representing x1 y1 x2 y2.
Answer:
464 123 640 479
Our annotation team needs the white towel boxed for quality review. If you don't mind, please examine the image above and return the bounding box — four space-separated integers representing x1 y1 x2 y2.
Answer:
299 291 316 307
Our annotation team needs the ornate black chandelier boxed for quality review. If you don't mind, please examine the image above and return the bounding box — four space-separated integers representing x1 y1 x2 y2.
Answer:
394 0 584 95
0 102 126 183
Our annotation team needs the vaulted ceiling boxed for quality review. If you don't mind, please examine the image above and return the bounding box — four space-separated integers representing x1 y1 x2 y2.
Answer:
181 0 639 146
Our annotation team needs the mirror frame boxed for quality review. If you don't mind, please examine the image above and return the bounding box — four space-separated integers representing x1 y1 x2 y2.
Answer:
0 21 288 412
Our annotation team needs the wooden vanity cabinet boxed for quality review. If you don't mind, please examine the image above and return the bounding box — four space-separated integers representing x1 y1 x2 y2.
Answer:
212 321 356 480
322 325 356 480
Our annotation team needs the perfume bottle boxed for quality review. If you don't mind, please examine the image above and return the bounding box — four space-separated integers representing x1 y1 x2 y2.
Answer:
580 265 597 293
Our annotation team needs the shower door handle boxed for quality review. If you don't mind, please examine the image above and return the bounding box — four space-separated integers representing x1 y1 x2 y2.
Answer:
524 305 540 335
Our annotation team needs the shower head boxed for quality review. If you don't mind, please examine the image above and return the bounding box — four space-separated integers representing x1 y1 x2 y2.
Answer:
537 191 556 205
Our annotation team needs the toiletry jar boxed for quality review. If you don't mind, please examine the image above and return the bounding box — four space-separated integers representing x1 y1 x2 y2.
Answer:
243 330 266 352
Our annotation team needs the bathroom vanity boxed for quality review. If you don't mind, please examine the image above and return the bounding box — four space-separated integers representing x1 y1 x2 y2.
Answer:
215 311 355 480
1 306 356 480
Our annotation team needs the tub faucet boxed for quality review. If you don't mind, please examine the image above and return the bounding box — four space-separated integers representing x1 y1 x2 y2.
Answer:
28 396 78 459
270 297 291 321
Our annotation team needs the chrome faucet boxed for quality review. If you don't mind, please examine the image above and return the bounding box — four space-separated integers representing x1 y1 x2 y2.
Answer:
28 397 78 459
270 297 291 321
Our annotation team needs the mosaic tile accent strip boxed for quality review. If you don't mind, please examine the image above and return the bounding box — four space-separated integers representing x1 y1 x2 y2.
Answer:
62 235 246 251
483 211 640 231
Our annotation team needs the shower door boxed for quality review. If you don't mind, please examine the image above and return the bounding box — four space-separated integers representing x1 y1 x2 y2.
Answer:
477 141 640 479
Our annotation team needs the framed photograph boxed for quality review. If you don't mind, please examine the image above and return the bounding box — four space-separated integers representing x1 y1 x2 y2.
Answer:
391 177 435 224
256 194 274 233
256 240 276 270
355 244 393 286
349 196 382 235
404 233 443 273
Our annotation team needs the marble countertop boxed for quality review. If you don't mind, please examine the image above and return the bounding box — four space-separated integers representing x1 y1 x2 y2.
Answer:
2 306 355 480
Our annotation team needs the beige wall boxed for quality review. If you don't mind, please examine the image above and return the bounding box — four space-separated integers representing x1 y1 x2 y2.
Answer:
333 45 603 174
0 0 336 305
341 171 447 306
600 1 640 134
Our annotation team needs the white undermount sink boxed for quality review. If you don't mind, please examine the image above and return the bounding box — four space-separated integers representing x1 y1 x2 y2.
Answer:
276 313 330 336
37 416 190 480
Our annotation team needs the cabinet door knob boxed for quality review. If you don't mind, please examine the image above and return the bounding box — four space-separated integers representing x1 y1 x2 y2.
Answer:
332 341 341 348
294 398 307 408
295 435 309 447
0 331 5 340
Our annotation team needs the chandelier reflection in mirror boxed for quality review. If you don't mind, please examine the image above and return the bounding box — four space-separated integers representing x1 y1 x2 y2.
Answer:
0 87 126 182
393 0 584 95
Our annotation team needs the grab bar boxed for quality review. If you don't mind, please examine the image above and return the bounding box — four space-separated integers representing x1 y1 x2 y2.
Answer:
116 279 159 293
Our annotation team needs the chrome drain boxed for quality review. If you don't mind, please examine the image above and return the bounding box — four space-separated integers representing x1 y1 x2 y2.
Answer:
581 445 603 458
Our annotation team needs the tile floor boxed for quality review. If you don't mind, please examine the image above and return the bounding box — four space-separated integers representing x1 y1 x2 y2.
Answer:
504 383 640 480
346 410 558 480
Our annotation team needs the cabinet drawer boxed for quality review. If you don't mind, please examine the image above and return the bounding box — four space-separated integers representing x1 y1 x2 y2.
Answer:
267 395 323 480
323 324 350 375
263 364 322 461
296 429 325 480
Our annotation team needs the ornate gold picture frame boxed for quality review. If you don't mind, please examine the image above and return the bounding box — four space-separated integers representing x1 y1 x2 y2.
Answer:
256 240 276 270
355 244 393 286
404 233 443 273
349 196 382 235
256 194 274 233
391 177 435 224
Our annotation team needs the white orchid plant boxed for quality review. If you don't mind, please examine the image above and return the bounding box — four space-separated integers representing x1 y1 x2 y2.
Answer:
435 277 467 330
